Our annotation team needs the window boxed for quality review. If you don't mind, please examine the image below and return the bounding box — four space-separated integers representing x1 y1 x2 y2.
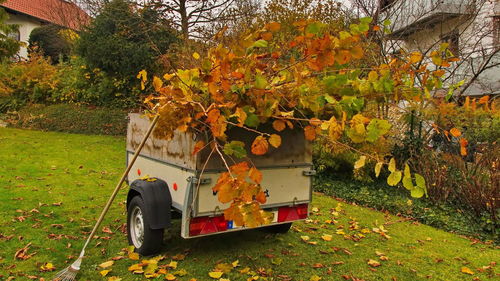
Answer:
441 30 460 57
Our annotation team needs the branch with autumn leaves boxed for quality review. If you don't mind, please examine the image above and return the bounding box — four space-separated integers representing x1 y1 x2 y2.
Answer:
137 18 483 227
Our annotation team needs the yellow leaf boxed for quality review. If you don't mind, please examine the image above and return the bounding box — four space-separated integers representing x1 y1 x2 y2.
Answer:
163 73 175 80
192 52 200 60
167 261 178 269
153 76 163 92
99 260 114 268
249 167 262 184
310 275 322 281
387 171 402 186
40 262 55 272
321 234 332 241
231 260 239 267
461 266 474 275
108 277 122 281
300 235 310 241
128 264 143 272
137 69 147 81
129 252 139 260
368 259 381 267
450 128 461 137
354 155 366 169
269 134 282 148
100 270 111 277
375 162 383 177
409 52 422 64
388 158 396 173
208 271 224 278
220 279 231 281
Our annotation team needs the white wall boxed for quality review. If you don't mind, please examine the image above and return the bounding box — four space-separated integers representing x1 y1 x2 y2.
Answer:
5 13 43 59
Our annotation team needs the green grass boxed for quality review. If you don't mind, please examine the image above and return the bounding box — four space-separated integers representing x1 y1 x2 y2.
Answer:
0 127 498 281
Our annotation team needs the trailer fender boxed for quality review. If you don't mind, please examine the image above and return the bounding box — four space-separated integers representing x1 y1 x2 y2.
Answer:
127 178 172 229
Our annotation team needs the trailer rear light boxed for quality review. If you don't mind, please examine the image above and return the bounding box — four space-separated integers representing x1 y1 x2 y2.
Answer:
278 204 308 222
189 215 228 236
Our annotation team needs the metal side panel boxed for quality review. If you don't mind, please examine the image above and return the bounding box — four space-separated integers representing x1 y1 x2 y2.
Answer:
195 166 313 216
127 152 195 211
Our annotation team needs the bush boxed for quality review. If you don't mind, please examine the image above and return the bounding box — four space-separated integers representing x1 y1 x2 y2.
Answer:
0 53 60 111
29 24 72 63
11 104 128 135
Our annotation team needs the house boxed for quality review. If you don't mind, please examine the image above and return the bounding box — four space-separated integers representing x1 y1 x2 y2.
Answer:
1 0 89 59
382 0 500 97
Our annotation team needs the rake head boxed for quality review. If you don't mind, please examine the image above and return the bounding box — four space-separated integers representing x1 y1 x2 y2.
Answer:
52 256 82 281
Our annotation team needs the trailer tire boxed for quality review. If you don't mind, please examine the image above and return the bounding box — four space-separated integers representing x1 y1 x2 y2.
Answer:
127 196 163 256
263 222 292 233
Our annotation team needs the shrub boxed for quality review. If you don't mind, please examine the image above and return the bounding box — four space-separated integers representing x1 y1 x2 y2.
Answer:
0 2 21 61
12 104 128 135
28 24 72 63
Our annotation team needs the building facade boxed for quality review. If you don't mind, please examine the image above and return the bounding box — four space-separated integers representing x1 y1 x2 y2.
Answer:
382 0 499 97
1 0 89 59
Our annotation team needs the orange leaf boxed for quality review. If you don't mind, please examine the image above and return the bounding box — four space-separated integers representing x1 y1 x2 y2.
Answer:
251 136 269 155
230 162 250 178
478 95 489 104
256 191 267 204
350 46 363 59
234 107 247 127
461 267 474 275
273 120 286 132
249 167 262 184
269 134 282 148
192 140 205 155
261 32 273 41
304 125 317 141
450 128 461 137
460 138 468 156
266 22 281 32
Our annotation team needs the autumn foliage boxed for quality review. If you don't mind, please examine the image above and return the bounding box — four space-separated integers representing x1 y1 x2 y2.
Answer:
140 18 480 227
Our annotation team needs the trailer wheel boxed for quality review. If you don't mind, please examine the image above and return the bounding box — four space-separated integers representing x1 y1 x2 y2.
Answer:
263 222 292 233
127 196 163 255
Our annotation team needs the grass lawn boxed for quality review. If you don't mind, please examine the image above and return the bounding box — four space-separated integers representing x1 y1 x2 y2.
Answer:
0 127 498 281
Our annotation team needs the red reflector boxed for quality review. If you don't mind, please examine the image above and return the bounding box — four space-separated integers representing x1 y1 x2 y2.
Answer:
189 216 228 236
278 204 308 222
173 183 178 191
137 169 141 176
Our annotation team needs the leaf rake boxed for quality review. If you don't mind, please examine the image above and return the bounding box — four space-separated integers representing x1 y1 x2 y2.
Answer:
53 115 159 281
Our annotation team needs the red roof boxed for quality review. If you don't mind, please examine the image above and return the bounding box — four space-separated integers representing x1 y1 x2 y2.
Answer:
1 0 90 30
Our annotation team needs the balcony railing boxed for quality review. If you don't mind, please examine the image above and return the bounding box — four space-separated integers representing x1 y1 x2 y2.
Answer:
383 0 475 38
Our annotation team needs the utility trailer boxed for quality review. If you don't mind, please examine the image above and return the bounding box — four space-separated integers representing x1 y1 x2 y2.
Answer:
125 113 315 255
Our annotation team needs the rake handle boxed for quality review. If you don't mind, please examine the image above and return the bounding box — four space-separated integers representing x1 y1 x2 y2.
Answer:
81 114 159 251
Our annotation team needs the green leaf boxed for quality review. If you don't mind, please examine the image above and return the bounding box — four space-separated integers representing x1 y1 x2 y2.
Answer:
388 158 396 173
255 74 268 89
366 119 391 142
411 187 425 198
402 176 413 190
375 162 383 177
223 141 247 158
383 19 391 26
360 17 373 24
252 39 268 48
244 113 260 128
414 173 426 188
324 94 336 104
387 171 401 186
404 164 411 177
306 22 324 35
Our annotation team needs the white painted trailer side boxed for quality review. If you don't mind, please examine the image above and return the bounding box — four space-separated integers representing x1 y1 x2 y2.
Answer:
126 113 314 238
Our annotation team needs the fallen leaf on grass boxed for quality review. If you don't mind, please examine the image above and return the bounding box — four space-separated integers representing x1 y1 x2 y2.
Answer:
461 267 474 275
14 243 36 260
99 260 114 268
165 273 176 280
108 277 122 281
208 271 224 278
100 269 111 276
321 234 332 241
40 262 56 272
310 275 322 281
367 259 381 267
